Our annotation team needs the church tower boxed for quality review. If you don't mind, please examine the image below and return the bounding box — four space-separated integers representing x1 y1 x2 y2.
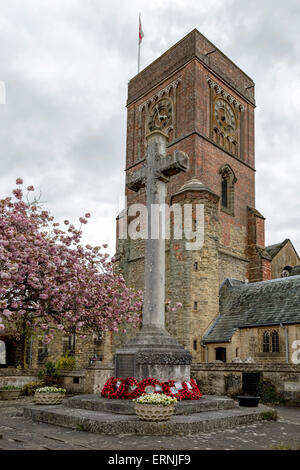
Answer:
115 29 271 362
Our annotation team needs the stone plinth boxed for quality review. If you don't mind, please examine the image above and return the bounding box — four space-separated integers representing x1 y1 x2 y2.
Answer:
114 326 191 381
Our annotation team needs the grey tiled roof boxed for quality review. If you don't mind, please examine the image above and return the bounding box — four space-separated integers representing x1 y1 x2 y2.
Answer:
265 239 289 259
265 238 300 260
203 276 300 344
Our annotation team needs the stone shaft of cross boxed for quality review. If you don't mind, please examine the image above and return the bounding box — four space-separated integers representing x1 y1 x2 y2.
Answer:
126 130 189 333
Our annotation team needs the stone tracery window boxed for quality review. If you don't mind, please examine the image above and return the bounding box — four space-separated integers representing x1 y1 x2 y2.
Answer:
219 164 237 216
263 331 270 352
262 329 280 353
271 330 279 352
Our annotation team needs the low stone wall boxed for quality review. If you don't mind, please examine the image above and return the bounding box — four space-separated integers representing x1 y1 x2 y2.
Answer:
0 363 114 395
0 368 39 387
191 363 300 405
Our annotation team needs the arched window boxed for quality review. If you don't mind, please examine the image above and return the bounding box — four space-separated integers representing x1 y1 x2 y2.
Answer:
219 165 237 216
168 127 174 142
219 133 224 147
232 141 238 156
221 178 228 208
213 127 220 144
263 331 270 352
271 330 279 352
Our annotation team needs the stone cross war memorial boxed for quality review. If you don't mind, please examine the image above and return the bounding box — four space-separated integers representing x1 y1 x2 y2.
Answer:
115 130 192 382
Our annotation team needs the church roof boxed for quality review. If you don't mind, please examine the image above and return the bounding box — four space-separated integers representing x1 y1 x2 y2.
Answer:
203 275 300 343
172 178 219 198
265 238 299 260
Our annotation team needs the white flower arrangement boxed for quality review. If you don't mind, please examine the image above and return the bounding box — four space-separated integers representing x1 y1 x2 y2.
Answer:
133 393 177 406
35 386 66 394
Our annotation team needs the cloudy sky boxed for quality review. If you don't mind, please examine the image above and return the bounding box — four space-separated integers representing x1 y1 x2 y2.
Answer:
0 0 300 256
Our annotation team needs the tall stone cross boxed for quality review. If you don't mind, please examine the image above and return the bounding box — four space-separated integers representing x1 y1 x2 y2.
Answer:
115 130 192 381
126 130 189 335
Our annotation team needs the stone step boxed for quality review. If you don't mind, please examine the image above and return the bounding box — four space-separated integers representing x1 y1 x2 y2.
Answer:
23 403 276 436
65 394 238 415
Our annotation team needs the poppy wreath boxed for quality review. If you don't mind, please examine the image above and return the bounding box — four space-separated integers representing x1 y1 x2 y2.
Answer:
137 377 161 396
124 377 140 399
162 380 186 400
101 377 116 398
182 378 203 400
106 377 126 399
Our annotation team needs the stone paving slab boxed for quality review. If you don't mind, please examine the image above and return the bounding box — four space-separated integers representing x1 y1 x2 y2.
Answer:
66 394 237 415
0 403 299 450
23 402 275 436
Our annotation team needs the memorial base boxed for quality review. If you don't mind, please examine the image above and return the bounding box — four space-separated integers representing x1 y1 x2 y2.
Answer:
114 326 192 381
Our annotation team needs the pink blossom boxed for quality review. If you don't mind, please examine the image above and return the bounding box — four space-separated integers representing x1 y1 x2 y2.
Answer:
16 178 23 185
0 179 143 343
3 309 12 317
85 213 91 218
0 272 11 279
79 217 87 224
27 185 34 191
12 189 23 200
39 293 48 300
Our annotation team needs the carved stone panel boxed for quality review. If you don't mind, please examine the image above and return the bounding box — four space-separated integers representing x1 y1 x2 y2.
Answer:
115 353 135 378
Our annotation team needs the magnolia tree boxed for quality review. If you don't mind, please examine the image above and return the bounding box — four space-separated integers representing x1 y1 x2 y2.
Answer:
0 179 143 345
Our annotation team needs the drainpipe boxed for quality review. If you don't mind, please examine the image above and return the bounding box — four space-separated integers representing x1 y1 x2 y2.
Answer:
280 323 289 363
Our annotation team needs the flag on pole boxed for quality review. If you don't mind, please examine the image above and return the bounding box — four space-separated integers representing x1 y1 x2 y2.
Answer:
138 13 144 73
139 13 144 44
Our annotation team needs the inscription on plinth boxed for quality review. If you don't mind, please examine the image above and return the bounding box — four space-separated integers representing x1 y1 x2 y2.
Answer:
115 354 135 378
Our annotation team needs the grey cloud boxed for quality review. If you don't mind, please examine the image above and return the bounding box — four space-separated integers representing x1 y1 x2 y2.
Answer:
0 0 299 255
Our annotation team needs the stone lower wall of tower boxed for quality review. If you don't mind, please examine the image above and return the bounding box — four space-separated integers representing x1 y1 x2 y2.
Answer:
191 363 300 404
218 250 248 285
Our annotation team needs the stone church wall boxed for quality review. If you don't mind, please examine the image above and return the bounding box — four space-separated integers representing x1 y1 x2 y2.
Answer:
271 242 300 279
192 362 300 404
205 324 299 364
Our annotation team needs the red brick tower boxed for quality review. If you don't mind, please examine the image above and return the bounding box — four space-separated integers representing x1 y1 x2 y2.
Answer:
115 29 271 362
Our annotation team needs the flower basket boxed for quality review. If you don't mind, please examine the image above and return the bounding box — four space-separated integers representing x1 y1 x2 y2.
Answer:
135 403 175 421
133 393 176 421
34 386 66 405
0 389 21 400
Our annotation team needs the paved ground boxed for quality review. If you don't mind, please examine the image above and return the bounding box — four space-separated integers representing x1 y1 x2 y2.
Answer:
0 398 299 450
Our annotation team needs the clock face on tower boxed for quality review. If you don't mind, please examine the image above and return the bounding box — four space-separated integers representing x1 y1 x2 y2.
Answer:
148 99 173 133
214 98 236 136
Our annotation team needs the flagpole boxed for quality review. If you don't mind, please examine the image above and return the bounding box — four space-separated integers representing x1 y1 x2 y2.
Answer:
138 12 141 73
